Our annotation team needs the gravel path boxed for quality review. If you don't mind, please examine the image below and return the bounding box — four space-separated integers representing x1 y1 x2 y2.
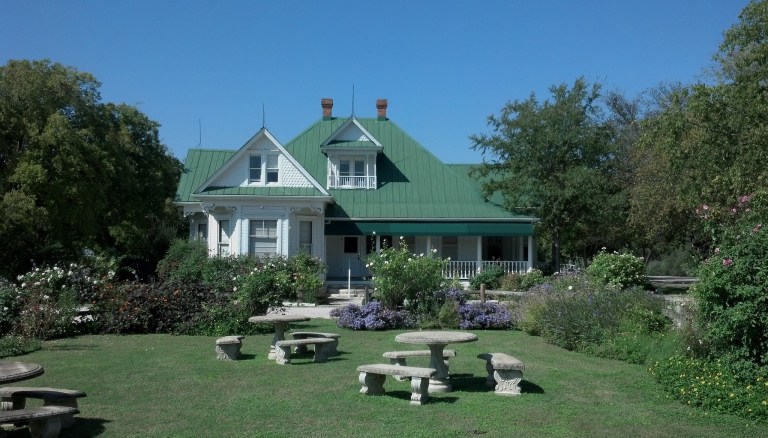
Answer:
267 296 363 319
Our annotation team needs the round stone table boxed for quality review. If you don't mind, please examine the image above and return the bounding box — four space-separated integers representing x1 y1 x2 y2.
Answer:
0 361 44 384
395 331 478 393
248 314 311 360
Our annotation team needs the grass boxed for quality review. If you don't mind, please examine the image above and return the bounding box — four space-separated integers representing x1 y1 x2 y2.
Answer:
2 319 763 437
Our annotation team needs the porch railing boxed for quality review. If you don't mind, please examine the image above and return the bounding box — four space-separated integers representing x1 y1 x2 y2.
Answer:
327 175 376 189
443 260 529 280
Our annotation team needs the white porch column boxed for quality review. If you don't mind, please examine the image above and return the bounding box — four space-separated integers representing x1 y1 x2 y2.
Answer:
376 235 381 252
426 236 432 253
527 235 535 271
208 216 218 255
476 236 483 274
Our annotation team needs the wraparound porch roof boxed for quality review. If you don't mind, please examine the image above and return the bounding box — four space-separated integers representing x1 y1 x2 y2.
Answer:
325 220 534 236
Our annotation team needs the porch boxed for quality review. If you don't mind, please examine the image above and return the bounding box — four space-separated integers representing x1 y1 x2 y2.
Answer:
443 260 530 280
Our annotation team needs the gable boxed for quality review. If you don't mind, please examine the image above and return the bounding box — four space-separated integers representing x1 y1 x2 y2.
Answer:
320 117 383 153
283 118 536 222
175 129 330 203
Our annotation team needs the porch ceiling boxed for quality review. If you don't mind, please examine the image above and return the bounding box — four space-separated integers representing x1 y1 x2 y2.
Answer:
325 221 534 236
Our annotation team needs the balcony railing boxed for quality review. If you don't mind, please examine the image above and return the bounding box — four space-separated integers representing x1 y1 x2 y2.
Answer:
328 175 377 189
443 260 529 280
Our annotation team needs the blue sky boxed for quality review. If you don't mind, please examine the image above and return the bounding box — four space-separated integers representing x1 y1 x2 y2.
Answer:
2 0 750 164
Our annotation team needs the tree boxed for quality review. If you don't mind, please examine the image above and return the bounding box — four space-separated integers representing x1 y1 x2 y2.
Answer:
470 78 627 271
630 0 768 257
0 59 182 278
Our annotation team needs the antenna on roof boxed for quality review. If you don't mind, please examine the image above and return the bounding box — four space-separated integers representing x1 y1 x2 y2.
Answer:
262 103 266 129
351 84 355 117
197 119 202 147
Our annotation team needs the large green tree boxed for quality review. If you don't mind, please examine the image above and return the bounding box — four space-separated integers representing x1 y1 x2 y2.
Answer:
0 59 182 278
471 78 628 271
630 0 768 256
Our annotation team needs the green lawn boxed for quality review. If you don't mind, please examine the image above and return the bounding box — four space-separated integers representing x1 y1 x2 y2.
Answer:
3 319 762 437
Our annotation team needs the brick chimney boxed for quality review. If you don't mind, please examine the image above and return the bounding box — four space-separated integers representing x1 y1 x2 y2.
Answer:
321 98 333 120
376 99 388 120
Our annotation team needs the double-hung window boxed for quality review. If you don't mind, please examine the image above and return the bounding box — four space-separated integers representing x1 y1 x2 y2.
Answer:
299 221 312 254
218 220 231 256
339 159 365 187
249 220 278 256
266 155 278 183
249 156 262 183
249 155 279 184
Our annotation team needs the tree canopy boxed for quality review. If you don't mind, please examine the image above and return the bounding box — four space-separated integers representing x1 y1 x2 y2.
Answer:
629 0 768 257
470 78 629 270
0 59 182 278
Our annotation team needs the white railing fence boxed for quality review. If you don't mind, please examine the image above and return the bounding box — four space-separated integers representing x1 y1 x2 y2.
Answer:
443 260 529 280
328 175 376 189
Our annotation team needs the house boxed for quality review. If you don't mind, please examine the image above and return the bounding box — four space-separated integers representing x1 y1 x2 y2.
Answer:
174 98 538 286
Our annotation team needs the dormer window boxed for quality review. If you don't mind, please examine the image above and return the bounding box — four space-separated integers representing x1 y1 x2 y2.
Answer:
320 116 383 190
328 155 375 189
249 154 279 185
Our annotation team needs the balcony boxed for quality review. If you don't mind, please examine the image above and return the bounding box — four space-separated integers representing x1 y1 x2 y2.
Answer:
328 175 377 189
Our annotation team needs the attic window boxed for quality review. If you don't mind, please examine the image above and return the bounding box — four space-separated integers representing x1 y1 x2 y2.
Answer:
249 154 279 184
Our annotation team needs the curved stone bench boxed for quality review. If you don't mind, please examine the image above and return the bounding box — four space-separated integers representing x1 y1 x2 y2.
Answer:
477 352 525 396
0 387 86 428
290 331 340 355
274 338 334 364
216 335 245 361
0 405 78 437
356 363 436 405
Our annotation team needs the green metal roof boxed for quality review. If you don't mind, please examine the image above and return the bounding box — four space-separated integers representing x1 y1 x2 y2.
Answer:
321 140 382 150
175 149 235 202
175 149 328 202
175 117 537 232
283 117 533 222
196 187 323 197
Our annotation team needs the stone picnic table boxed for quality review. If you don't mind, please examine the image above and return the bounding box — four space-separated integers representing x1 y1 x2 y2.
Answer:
248 314 311 360
0 361 44 385
394 330 477 393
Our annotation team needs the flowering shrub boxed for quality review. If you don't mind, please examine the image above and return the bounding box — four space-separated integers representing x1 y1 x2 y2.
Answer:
365 238 447 311
692 191 768 366
330 301 415 330
514 276 670 352
458 302 512 329
500 269 547 291
586 250 645 289
650 355 768 422
469 265 505 290
7 262 115 339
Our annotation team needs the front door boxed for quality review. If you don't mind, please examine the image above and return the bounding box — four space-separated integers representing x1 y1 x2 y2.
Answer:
340 236 365 278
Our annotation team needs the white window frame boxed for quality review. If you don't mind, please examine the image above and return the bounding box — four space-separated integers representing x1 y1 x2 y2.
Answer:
249 219 278 257
218 219 231 256
249 155 262 183
329 155 375 189
248 154 279 185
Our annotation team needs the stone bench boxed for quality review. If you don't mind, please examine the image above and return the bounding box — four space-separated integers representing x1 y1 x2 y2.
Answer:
382 350 456 381
356 364 437 406
0 387 86 428
290 331 340 355
477 352 525 396
215 335 245 361
0 405 78 437
274 338 334 364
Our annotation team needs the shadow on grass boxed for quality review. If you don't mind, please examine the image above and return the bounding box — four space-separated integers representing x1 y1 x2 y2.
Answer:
451 374 491 393
3 417 110 437
44 344 102 352
239 353 258 360
451 374 545 395
519 380 544 394
387 390 459 404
